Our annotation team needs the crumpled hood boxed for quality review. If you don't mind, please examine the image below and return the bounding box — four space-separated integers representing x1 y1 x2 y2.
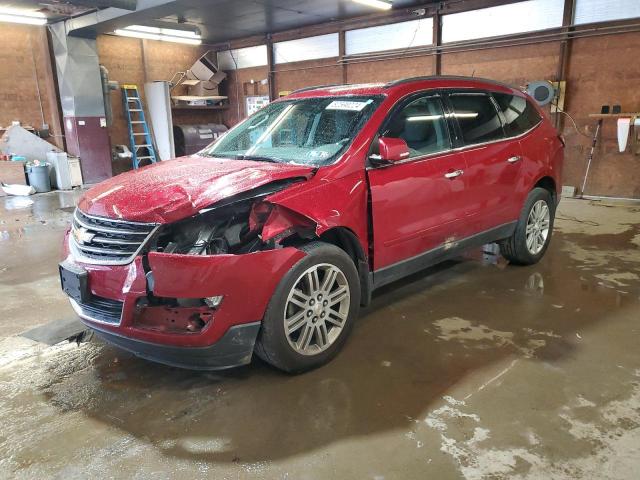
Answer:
78 155 314 223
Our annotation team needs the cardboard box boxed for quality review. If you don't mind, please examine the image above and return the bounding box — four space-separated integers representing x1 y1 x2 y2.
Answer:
186 71 226 97
187 81 220 97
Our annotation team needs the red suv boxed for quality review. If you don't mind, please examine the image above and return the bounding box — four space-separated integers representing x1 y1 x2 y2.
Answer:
60 76 563 373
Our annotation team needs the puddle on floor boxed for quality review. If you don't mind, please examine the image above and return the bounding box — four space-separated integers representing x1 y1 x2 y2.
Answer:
0 197 639 479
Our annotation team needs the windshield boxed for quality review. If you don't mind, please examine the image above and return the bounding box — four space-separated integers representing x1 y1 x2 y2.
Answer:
201 95 382 167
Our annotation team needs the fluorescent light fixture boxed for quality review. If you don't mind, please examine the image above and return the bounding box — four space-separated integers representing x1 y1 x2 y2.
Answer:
0 7 47 25
126 25 200 38
115 25 202 45
352 0 392 10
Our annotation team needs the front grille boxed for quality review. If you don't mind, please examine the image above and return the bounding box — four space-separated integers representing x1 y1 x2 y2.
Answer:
74 295 124 325
70 209 158 264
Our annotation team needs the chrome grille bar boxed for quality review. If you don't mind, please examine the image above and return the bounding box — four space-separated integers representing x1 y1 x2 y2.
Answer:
69 296 123 325
73 210 151 235
70 208 159 265
91 236 141 246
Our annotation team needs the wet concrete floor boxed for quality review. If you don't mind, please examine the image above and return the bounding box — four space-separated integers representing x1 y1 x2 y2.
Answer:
0 192 639 479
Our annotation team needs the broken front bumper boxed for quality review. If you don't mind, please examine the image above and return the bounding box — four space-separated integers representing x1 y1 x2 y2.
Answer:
86 320 262 370
61 230 305 369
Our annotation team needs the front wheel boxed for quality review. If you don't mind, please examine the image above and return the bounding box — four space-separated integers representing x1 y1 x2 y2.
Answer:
255 241 360 373
500 187 555 265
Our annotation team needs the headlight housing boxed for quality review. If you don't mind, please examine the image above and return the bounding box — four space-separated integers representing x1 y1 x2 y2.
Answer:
153 198 273 256
148 178 312 256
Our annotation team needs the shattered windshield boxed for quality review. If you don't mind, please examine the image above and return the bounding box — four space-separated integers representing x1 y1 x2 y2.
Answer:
201 96 382 167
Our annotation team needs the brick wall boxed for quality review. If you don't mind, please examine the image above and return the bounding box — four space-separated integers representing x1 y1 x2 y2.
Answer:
96 30 640 198
441 43 560 86
96 34 229 172
221 65 270 126
271 36 640 198
562 32 640 198
0 24 63 149
97 35 146 152
348 56 435 83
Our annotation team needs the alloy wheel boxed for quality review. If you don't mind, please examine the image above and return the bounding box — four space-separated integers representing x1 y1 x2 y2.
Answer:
525 200 550 255
284 263 350 356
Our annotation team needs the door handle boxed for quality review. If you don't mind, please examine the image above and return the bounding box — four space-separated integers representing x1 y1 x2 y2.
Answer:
444 169 464 179
507 156 521 164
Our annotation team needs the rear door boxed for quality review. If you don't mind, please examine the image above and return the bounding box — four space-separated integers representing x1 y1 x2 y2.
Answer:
446 91 523 233
366 92 470 270
492 92 545 216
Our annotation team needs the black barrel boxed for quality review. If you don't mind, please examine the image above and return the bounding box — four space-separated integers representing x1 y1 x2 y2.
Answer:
173 124 228 156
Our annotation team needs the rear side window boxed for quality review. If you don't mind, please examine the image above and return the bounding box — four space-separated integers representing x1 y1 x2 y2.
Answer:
448 93 504 145
492 93 542 137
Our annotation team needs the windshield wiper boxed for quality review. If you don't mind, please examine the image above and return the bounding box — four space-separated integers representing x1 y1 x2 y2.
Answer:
201 153 285 163
239 155 284 164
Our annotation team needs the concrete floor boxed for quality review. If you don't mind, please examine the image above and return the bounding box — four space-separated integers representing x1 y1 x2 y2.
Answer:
1 191 639 479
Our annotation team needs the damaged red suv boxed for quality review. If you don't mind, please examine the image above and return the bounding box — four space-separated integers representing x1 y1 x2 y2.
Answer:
60 76 563 373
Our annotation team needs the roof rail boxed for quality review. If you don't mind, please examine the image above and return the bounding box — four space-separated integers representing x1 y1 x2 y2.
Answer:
290 83 346 94
384 75 515 90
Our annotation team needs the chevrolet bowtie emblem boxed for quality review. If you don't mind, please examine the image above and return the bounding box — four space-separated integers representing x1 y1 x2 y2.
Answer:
73 227 95 245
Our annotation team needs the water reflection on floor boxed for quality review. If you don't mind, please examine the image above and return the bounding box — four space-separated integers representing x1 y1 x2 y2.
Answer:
0 195 639 479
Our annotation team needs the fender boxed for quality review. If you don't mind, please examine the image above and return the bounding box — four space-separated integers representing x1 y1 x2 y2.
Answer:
264 170 370 256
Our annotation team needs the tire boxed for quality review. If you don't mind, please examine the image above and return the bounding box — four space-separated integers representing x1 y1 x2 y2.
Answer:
500 187 555 265
254 241 361 373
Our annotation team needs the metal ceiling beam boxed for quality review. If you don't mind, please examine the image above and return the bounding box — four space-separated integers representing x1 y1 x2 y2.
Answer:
66 0 138 10
63 0 181 38
207 0 525 50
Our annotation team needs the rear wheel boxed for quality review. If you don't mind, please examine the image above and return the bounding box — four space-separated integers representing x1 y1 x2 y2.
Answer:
500 187 555 265
255 241 360 373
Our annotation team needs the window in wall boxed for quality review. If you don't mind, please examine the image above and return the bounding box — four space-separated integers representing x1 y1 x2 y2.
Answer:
448 93 504 145
574 0 640 24
383 96 451 158
492 93 542 137
442 0 564 43
217 45 268 70
274 33 339 64
345 18 434 55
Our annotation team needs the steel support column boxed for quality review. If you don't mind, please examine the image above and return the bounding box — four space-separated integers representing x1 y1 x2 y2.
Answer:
266 35 276 100
339 30 348 84
555 0 576 129
432 9 442 76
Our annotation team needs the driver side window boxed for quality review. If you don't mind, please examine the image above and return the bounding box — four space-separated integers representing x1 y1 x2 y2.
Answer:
384 95 451 158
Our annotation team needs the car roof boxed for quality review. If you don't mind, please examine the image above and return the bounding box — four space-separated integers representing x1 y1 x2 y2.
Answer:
286 75 522 99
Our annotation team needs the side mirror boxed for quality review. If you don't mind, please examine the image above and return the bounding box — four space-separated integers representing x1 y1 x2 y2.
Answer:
378 137 410 163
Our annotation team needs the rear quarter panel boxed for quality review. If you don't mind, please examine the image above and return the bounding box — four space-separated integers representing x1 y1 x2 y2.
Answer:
517 118 563 208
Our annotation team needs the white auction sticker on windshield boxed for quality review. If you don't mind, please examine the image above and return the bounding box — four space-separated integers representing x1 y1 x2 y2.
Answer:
325 100 370 111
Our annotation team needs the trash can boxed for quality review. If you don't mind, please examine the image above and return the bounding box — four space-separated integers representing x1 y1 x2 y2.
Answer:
26 164 51 193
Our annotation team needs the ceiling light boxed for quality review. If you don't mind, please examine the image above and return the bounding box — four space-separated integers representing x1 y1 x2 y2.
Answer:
115 25 202 45
0 7 47 25
352 0 392 10
125 25 200 38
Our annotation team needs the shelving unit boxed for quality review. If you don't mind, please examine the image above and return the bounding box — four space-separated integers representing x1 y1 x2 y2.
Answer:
171 103 229 111
588 113 639 119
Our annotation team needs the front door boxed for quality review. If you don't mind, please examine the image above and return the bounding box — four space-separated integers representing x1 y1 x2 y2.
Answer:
366 93 470 271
